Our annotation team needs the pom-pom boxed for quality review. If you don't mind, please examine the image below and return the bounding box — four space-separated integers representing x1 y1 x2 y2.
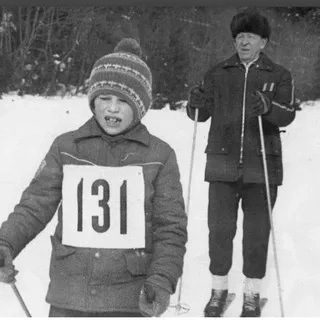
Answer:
114 38 143 58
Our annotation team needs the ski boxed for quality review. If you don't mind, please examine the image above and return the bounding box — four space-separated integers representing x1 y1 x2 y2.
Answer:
203 293 236 317
260 297 268 313
239 297 268 317
222 293 236 316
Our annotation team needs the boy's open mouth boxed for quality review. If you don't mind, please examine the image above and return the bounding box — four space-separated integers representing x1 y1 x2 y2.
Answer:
105 116 122 123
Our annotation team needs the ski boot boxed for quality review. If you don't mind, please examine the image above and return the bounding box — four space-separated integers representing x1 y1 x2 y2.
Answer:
204 289 228 317
240 293 261 317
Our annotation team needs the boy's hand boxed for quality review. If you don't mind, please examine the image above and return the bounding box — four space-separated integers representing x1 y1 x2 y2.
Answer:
0 246 17 283
139 283 170 317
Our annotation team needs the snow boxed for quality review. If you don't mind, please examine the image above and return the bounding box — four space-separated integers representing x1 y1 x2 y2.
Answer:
0 95 320 317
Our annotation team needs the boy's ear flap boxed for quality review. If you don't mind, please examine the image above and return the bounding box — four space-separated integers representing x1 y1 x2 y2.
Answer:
90 100 95 113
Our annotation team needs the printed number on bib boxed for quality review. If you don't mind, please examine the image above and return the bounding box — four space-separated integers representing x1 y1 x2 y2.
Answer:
62 165 145 249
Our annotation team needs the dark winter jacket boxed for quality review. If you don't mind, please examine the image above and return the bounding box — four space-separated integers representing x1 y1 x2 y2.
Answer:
187 53 296 185
0 117 187 313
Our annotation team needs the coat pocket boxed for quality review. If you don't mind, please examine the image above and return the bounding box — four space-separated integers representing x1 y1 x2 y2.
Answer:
124 251 152 276
205 142 228 154
50 235 87 276
256 148 281 156
51 235 76 259
256 135 282 157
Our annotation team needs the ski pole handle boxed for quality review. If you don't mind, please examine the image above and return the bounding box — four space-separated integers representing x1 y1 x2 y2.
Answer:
0 258 32 317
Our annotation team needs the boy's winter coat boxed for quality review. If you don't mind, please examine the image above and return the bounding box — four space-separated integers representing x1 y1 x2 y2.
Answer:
187 53 296 185
0 117 187 313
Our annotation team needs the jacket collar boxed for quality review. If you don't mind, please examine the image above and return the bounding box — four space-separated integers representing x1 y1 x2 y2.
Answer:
73 116 150 146
222 52 274 71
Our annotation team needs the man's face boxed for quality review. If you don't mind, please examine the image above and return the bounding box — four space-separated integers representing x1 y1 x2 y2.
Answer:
234 32 267 63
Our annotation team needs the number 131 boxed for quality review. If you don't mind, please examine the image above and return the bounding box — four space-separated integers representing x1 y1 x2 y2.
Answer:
76 178 127 234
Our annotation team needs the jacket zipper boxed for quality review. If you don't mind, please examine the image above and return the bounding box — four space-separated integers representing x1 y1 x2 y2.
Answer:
239 64 249 166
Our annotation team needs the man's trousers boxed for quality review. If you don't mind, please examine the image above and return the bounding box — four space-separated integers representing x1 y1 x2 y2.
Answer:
207 180 278 279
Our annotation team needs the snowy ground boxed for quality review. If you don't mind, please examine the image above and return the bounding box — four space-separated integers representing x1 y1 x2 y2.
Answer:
0 95 320 317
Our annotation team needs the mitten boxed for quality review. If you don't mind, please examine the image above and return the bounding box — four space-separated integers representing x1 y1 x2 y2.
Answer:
252 91 271 116
139 283 170 317
0 245 17 283
188 82 206 109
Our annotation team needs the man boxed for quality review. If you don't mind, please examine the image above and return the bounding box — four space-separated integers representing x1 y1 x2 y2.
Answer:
187 9 295 317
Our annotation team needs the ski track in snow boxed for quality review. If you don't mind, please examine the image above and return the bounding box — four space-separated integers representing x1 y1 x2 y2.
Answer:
0 95 319 317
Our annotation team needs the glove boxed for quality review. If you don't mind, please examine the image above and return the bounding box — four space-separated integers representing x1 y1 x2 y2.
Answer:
0 246 17 283
252 91 271 116
139 283 171 317
188 82 206 109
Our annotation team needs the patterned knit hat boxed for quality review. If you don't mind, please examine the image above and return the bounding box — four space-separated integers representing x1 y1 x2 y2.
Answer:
230 9 271 40
88 38 152 125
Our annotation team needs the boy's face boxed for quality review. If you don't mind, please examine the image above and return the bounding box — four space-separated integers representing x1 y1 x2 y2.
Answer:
93 95 134 135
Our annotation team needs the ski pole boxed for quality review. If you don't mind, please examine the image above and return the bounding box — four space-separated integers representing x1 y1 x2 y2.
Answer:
10 281 32 317
173 107 199 315
258 115 285 317
0 259 32 317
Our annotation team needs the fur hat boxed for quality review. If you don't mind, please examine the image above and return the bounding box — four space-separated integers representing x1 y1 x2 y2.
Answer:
230 10 271 40
88 38 152 125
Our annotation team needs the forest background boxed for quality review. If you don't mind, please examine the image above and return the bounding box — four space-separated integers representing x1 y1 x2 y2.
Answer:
0 6 319 108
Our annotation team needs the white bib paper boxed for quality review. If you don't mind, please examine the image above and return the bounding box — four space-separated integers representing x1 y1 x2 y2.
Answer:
62 165 145 249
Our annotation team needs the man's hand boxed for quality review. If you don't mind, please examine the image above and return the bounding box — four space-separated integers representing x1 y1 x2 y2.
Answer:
252 91 271 116
189 82 206 109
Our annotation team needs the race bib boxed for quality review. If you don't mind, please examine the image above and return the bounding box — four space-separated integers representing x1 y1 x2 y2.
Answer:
62 165 145 249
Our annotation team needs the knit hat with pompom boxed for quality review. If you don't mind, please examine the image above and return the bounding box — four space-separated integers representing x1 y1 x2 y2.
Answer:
88 38 152 125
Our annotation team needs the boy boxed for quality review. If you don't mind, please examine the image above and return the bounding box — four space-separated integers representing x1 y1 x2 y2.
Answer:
0 38 188 317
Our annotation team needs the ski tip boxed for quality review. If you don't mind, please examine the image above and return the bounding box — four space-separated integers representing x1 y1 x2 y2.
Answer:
260 297 268 308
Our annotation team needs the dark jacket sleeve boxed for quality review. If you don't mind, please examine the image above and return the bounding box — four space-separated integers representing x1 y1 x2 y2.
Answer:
147 149 188 294
0 138 63 258
262 68 296 127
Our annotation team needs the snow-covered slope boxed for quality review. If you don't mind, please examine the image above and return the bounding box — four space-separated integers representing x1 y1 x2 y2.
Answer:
0 95 319 317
